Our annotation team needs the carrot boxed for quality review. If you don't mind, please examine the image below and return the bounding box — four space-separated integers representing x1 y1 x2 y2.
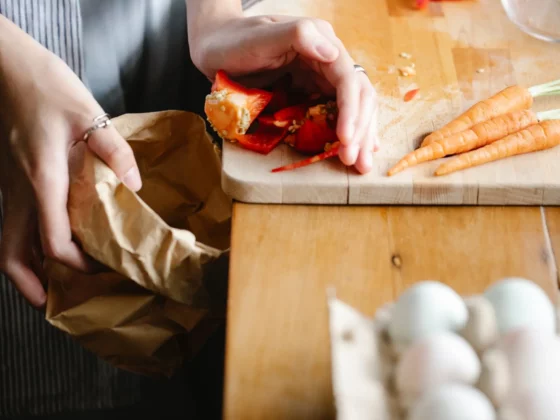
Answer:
434 119 560 176
271 142 340 173
387 108 540 176
421 78 560 147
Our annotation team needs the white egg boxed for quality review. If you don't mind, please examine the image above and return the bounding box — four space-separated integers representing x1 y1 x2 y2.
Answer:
408 384 496 420
496 328 560 401
388 281 468 349
396 332 480 407
499 386 560 420
460 296 499 353
477 348 511 407
483 277 555 336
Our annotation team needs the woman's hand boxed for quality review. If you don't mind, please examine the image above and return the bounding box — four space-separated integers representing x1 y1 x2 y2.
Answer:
0 15 142 308
188 11 379 174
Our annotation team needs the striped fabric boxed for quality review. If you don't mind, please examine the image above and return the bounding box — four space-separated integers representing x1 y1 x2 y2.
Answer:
0 0 161 416
0 0 85 78
0 0 262 416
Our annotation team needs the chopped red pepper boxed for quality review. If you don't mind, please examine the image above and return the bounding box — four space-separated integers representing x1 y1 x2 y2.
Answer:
205 70 273 141
271 143 341 173
291 118 338 155
404 88 420 102
274 104 308 124
257 115 280 126
235 124 288 155
204 70 342 160
415 0 463 7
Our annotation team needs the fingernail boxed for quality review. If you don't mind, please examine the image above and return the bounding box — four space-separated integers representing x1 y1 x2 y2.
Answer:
123 167 142 192
315 42 338 61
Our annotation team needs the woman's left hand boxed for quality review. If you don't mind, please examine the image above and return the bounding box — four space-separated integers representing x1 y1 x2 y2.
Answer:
190 15 379 174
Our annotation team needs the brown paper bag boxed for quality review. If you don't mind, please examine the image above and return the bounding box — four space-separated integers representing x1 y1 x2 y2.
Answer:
45 110 232 377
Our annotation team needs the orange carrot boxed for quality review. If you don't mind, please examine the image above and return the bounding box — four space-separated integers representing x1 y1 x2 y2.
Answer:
434 120 560 176
421 85 534 147
422 79 560 147
271 142 340 173
387 109 539 176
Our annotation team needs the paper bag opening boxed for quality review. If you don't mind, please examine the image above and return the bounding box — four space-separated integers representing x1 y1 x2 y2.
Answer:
45 110 231 378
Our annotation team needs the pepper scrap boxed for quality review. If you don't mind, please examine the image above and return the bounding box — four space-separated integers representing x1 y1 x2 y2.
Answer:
204 70 273 142
415 0 464 8
289 102 338 155
404 88 419 102
271 142 341 173
236 123 288 155
204 69 340 158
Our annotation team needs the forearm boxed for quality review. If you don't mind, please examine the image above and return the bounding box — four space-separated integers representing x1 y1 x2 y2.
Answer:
185 0 243 67
0 14 52 105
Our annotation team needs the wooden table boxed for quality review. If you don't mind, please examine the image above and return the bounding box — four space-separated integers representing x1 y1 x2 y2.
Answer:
224 1 560 419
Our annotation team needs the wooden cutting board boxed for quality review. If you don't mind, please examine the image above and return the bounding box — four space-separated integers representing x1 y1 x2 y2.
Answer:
222 0 560 205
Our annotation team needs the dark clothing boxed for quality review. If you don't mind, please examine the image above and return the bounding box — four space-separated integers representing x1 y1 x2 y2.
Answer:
0 0 257 417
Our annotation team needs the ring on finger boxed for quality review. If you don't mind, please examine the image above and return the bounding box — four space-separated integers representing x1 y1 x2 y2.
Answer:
82 113 112 143
353 64 367 75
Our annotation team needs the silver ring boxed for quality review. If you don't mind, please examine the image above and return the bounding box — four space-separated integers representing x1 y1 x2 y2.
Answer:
354 64 367 75
82 113 112 143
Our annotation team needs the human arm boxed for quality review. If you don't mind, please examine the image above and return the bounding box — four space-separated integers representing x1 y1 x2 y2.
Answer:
0 13 142 307
185 0 242 66
185 0 378 174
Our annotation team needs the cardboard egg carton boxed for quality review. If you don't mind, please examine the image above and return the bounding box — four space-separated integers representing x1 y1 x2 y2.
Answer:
327 284 560 420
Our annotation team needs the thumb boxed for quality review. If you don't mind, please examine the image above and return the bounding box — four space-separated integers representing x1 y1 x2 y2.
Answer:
264 18 340 63
85 123 142 191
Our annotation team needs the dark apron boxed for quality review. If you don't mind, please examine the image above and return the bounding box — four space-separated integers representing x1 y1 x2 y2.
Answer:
0 0 257 417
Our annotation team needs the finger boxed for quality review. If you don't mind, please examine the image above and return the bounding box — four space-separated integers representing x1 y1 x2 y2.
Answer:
334 73 360 147
85 124 142 192
354 83 377 174
33 150 96 273
338 143 360 167
0 202 46 308
306 40 361 147
30 227 47 286
354 80 375 152
260 18 340 63
373 111 381 152
355 108 379 174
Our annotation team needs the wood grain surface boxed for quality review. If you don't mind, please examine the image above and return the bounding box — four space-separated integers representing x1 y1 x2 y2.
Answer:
223 0 560 419
225 204 559 420
222 0 560 205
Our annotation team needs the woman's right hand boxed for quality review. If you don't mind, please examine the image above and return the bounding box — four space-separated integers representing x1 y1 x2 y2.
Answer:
0 15 142 308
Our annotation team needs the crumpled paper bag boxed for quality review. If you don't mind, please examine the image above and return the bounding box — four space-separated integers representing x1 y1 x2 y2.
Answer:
44 110 232 377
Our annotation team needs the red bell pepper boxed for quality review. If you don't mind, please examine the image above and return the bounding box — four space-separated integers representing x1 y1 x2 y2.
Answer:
235 123 288 155
204 70 341 160
290 118 338 155
205 70 273 141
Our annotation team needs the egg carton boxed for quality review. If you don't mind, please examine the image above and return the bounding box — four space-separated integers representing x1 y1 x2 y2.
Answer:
327 278 560 420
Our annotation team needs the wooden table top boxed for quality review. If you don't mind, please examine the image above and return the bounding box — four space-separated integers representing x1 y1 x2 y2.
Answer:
224 1 560 419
